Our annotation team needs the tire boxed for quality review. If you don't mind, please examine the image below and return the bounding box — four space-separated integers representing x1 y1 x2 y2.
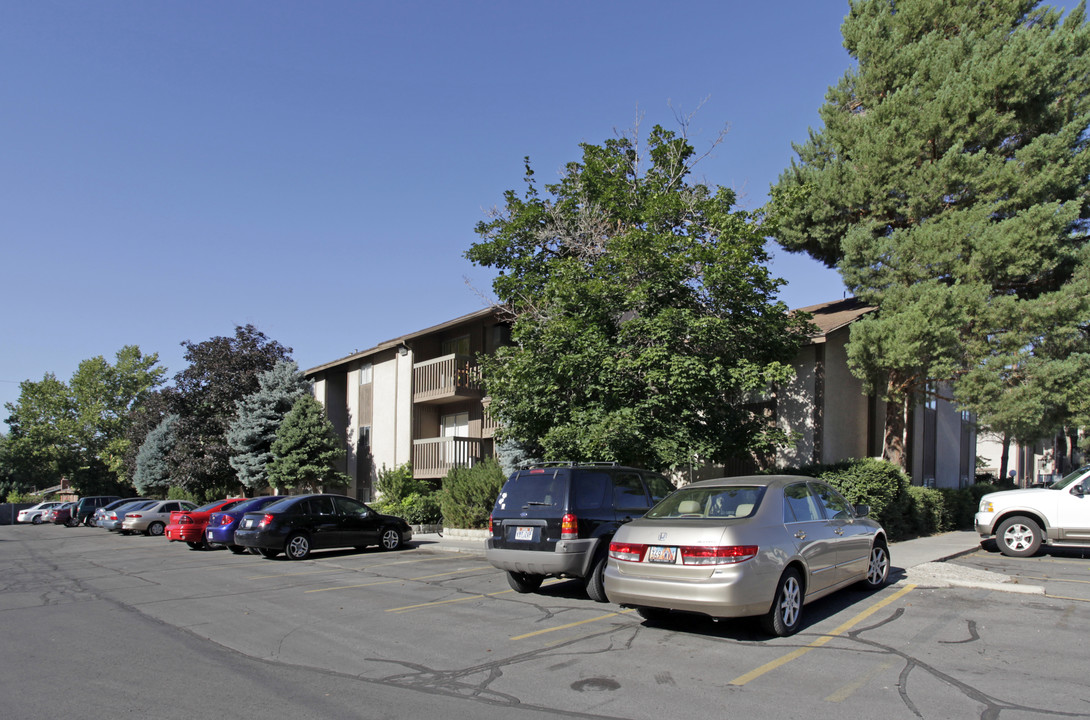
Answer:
506 571 545 593
186 541 205 551
380 527 402 551
31 515 42 525
83 516 95 527
860 538 890 590
66 517 79 528
584 552 608 603
285 533 311 560
761 568 804 637
147 521 165 537
996 516 1042 557
258 547 279 559
228 545 247 555
635 606 671 624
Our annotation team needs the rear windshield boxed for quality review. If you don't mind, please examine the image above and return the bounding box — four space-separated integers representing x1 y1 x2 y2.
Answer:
645 486 765 519
232 496 285 514
494 469 570 512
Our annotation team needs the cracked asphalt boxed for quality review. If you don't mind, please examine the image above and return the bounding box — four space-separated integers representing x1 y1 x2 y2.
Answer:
3 523 1089 719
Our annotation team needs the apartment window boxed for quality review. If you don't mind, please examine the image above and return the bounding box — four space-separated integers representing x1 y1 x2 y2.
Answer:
358 426 371 449
925 382 937 411
358 363 372 385
442 336 470 357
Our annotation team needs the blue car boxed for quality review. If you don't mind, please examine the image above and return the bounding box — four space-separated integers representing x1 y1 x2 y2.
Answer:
206 496 287 553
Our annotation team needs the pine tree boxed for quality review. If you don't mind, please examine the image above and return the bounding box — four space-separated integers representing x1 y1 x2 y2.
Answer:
769 1 1090 466
227 360 310 493
134 414 178 496
268 395 348 492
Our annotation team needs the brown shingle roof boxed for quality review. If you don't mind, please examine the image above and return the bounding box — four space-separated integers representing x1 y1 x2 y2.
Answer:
794 297 874 341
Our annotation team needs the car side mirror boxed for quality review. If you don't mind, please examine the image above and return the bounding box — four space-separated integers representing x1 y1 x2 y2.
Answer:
1074 484 1087 498
854 504 871 517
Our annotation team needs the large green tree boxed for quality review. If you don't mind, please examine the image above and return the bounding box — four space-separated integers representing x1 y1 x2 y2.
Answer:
268 394 348 492
466 124 810 471
227 360 311 493
769 0 1090 467
167 325 293 497
3 347 165 493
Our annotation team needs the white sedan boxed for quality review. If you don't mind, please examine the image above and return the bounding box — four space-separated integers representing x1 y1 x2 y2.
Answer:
17 501 64 525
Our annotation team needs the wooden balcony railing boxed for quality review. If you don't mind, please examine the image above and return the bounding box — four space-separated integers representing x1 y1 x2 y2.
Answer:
413 354 482 404
413 437 484 479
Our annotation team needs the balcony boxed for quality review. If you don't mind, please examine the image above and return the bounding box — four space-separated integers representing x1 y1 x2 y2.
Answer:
413 354 482 404
413 437 485 479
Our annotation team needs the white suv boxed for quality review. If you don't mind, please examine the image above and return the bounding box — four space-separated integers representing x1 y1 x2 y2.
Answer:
975 465 1090 557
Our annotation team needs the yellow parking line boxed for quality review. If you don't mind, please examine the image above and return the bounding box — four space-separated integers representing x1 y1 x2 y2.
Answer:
510 609 636 640
729 584 916 686
247 568 353 580
1044 593 1090 603
305 567 478 594
1024 575 1090 585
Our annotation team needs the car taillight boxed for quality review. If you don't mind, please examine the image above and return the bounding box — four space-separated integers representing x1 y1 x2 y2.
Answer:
488 515 493 534
128 514 142 519
260 514 275 527
680 545 758 565
178 515 192 524
561 513 578 540
220 515 233 525
609 541 647 562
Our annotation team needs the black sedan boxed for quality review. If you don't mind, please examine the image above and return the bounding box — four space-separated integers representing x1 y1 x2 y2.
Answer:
233 493 412 560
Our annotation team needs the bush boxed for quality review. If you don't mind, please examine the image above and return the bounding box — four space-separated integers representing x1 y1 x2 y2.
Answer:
166 486 200 503
372 463 442 525
441 458 506 529
789 458 914 540
4 491 35 504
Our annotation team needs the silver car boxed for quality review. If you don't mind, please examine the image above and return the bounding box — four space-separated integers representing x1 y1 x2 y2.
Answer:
120 500 197 536
603 475 890 636
16 501 64 524
100 500 157 531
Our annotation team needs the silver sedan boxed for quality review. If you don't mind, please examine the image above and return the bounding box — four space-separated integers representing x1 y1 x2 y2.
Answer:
604 475 890 636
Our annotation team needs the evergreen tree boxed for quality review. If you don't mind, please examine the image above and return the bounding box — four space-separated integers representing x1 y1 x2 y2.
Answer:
268 395 348 492
227 360 311 493
134 414 178 496
769 1 1090 466
467 124 810 471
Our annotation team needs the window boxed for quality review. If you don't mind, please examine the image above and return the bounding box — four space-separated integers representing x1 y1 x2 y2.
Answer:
442 335 470 357
358 425 371 449
612 472 650 511
812 484 853 520
359 363 372 385
783 483 822 523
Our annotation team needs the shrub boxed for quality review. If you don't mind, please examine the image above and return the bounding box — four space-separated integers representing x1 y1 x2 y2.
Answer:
371 463 442 525
166 486 200 503
789 458 914 540
441 458 506 529
907 486 948 535
5 491 35 504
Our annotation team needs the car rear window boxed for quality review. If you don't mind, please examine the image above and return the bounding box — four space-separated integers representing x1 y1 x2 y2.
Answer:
646 486 764 519
494 469 570 512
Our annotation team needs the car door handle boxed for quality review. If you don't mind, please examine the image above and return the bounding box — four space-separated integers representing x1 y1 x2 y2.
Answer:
795 531 806 540
834 528 844 536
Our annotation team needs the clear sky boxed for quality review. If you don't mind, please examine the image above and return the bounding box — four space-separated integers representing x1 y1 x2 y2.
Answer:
0 1 853 425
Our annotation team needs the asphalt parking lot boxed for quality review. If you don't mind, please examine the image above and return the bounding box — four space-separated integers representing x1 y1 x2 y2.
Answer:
947 541 1090 602
4 524 1090 719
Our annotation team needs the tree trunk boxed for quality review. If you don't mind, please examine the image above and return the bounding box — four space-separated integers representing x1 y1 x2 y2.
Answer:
1068 427 1081 471
999 433 1010 482
881 375 907 470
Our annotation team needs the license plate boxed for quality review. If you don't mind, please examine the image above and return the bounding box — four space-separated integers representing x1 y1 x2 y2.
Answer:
514 527 534 541
243 518 254 528
207 531 214 540
647 546 677 563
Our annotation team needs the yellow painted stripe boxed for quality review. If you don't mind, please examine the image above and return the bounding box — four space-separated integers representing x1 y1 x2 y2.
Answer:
1044 593 1090 603
1024 575 1090 585
304 567 477 593
510 609 635 640
729 584 916 686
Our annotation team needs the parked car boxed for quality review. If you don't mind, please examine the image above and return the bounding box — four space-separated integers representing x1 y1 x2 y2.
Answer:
121 500 198 536
975 465 1090 557
233 494 412 560
16 501 64 525
205 496 287 553
165 498 246 549
101 500 158 531
485 462 675 601
93 498 150 528
603 475 890 637
72 495 121 526
48 502 77 526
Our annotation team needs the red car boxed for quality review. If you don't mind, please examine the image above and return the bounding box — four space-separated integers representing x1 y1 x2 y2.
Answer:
165 498 246 549
47 502 77 527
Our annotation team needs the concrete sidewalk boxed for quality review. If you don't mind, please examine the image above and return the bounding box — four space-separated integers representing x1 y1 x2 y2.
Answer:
410 528 1045 595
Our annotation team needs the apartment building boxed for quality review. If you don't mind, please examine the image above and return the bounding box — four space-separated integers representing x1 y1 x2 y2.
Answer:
307 298 977 500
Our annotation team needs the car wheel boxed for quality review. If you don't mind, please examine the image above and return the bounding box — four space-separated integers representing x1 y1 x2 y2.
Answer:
285 533 311 560
635 606 671 624
147 521 166 537
66 517 79 527
380 527 402 551
861 539 890 589
761 568 803 637
258 547 279 559
584 551 608 603
996 516 1042 557
506 571 544 593
31 515 42 525
84 516 95 527
228 545 247 555
186 541 206 551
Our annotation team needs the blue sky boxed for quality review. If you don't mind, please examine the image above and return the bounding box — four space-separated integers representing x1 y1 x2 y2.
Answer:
0 1 852 424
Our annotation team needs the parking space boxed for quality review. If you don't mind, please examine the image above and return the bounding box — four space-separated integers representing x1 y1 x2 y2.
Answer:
946 542 1090 602
7 523 1090 719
